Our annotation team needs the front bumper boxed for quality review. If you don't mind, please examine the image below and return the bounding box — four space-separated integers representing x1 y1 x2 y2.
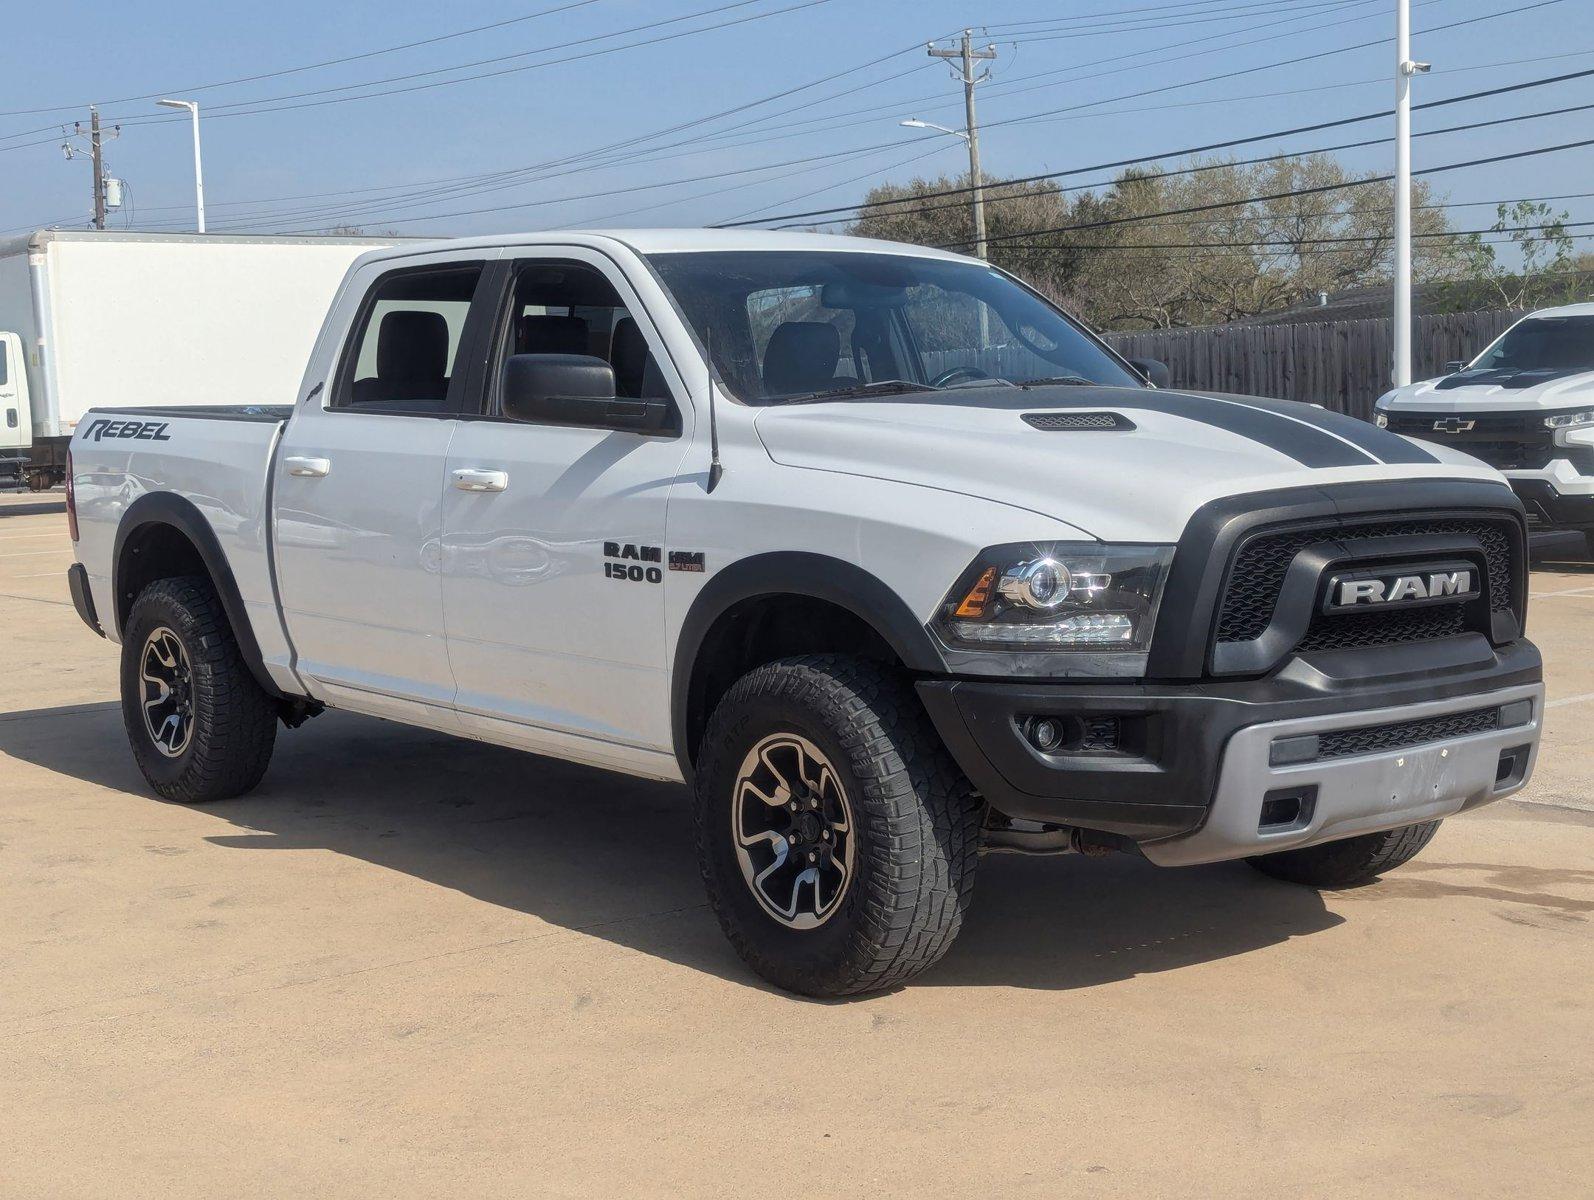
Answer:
1506 468 1594 531
916 636 1543 863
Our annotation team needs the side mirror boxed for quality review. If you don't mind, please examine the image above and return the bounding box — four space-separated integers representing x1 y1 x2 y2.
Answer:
1128 357 1171 389
501 353 667 433
1444 360 1467 374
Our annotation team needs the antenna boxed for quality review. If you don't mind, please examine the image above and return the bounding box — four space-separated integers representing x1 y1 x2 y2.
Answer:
705 327 724 494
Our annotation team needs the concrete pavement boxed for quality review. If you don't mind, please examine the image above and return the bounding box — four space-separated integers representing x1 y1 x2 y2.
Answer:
1 508 1590 1198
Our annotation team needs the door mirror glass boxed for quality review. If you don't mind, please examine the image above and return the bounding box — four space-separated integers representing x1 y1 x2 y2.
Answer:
502 353 666 433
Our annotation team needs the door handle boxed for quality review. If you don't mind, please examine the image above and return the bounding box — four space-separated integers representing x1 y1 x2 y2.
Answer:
284 456 332 478
452 468 509 493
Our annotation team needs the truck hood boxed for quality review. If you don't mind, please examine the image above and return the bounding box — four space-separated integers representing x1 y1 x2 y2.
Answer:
753 384 1504 542
1380 368 1594 412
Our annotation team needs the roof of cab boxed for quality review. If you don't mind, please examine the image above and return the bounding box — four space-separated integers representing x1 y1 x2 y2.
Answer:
1524 301 1594 320
349 227 980 265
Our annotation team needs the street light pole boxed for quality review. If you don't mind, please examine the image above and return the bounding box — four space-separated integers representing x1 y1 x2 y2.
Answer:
1393 0 1429 387
157 99 206 233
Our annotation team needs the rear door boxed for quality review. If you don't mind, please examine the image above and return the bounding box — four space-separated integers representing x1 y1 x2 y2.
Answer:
0 332 31 452
439 248 693 771
272 250 497 720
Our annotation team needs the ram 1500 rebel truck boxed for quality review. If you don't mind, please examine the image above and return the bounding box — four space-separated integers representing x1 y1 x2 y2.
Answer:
67 231 1544 997
1376 303 1594 557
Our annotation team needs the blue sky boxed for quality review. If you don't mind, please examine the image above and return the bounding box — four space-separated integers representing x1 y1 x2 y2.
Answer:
2 0 1593 247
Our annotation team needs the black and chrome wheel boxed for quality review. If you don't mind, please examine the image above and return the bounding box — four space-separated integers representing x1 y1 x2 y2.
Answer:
694 654 984 998
138 627 196 758
732 733 856 931
120 576 277 803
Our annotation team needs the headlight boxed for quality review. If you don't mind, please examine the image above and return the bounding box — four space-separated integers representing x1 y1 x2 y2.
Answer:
936 543 1174 651
1375 412 1389 428
1544 410 1594 430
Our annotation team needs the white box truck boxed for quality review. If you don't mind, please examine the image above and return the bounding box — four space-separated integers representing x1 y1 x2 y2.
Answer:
0 230 402 489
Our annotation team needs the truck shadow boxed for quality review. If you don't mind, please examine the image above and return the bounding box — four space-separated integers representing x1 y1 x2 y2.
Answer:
1 702 1343 995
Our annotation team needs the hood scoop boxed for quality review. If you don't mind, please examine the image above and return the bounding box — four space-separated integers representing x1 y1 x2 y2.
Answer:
1022 411 1136 432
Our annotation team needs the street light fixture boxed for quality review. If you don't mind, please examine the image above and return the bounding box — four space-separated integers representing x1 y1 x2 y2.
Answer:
899 117 970 144
156 98 206 233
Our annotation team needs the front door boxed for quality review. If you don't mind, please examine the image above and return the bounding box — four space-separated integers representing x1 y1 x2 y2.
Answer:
273 253 493 720
0 332 31 453
440 249 693 774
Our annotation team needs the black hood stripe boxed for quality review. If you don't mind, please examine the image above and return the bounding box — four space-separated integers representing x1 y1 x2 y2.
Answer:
1031 390 1377 468
1201 390 1440 465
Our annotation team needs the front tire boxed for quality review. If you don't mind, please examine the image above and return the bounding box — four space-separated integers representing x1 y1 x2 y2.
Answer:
120 576 278 803
693 655 984 997
1246 820 1442 888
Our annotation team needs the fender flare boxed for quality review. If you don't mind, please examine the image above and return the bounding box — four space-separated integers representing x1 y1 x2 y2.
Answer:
112 492 286 700
670 551 947 779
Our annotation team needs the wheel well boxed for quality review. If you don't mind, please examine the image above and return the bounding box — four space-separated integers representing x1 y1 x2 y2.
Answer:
684 594 901 767
115 522 208 634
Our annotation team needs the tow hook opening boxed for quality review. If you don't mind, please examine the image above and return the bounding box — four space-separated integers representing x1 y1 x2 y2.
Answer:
1495 745 1531 789
1258 785 1318 833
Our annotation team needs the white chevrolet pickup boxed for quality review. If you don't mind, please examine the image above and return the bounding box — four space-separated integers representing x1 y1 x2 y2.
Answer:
1376 303 1594 557
67 231 1544 996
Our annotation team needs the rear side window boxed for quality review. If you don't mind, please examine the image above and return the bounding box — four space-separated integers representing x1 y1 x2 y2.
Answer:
334 264 484 413
0 340 8 387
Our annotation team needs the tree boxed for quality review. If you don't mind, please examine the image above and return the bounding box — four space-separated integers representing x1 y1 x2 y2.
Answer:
1436 201 1584 311
843 155 1478 330
846 173 1079 301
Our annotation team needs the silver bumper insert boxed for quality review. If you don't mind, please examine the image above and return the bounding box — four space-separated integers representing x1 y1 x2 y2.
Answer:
1142 683 1544 868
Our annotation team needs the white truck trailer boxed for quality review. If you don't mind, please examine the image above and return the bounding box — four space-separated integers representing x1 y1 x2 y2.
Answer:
0 230 400 489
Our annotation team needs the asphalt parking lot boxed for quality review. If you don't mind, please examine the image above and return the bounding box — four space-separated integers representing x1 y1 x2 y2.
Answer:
2 496 1591 1199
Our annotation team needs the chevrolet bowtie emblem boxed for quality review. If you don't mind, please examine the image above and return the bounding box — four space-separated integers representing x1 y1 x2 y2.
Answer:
1432 418 1476 433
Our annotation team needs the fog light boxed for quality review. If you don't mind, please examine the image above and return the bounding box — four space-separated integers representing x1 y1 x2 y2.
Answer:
1028 718 1064 753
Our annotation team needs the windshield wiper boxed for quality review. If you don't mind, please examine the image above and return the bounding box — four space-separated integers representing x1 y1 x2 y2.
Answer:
1016 375 1097 388
773 379 940 404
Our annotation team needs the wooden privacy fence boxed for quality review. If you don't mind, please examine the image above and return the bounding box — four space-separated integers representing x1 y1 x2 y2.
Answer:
1101 310 1523 421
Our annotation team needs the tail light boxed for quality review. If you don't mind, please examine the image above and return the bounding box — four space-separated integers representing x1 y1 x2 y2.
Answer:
65 449 79 542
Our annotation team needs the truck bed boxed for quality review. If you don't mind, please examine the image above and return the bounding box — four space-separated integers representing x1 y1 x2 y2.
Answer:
71 404 300 693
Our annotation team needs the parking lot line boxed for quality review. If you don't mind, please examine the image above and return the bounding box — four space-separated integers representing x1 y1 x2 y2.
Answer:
1547 691 1594 710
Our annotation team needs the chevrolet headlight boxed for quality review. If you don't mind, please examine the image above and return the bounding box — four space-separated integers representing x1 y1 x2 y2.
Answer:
1544 410 1594 430
936 544 1174 651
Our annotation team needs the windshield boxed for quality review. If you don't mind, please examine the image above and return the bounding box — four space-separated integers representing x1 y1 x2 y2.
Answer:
645 250 1142 403
1472 315 1594 373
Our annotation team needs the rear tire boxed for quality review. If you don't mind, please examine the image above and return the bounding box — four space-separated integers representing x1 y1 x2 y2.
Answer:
693 655 983 998
120 576 277 803
1246 820 1442 888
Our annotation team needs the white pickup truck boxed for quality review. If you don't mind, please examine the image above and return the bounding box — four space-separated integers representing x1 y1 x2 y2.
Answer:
67 230 1544 996
1375 303 1594 556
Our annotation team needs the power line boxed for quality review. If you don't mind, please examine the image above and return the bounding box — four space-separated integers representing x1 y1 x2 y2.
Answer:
0 0 613 119
1021 219 1594 252
947 135 1594 251
726 63 1594 228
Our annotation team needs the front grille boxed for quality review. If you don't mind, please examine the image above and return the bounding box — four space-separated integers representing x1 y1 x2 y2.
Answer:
1214 514 1517 659
1316 707 1501 760
1385 412 1592 472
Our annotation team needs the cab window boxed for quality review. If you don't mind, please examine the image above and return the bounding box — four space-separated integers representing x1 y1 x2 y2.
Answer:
490 259 675 415
335 264 484 413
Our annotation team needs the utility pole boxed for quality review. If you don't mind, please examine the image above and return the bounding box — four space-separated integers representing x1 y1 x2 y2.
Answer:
928 30 996 261
62 106 120 230
1393 0 1430 387
90 107 106 230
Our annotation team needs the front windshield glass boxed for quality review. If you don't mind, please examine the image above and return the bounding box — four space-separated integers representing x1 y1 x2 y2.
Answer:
646 250 1142 403
1473 315 1594 372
